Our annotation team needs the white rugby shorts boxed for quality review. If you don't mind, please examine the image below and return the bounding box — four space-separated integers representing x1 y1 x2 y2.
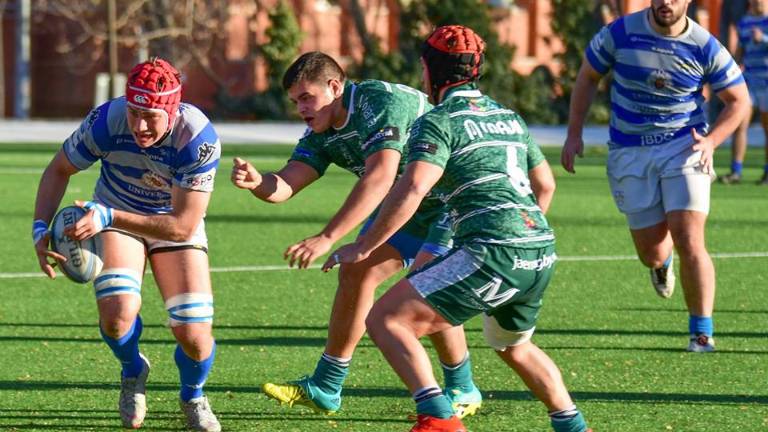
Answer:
606 135 714 230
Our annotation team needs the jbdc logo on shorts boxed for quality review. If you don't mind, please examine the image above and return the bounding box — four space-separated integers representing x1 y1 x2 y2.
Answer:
512 253 557 271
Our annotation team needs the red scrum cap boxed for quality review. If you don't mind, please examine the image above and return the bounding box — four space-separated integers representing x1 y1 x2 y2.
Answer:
125 57 182 129
421 25 486 103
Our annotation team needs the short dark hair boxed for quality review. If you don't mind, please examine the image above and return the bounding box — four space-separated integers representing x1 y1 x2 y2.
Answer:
282 51 346 91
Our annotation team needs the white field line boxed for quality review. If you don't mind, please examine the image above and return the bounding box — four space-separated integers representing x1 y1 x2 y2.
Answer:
3 251 768 279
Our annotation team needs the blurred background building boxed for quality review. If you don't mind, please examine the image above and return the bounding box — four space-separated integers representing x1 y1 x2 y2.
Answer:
0 0 744 120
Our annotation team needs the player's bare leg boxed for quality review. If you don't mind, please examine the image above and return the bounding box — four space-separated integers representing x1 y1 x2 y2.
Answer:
496 342 589 431
152 249 220 432
95 232 148 429
630 221 676 298
667 210 716 352
366 278 465 429
262 243 402 414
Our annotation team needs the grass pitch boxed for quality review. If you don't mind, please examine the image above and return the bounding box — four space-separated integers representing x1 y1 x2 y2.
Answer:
0 143 766 431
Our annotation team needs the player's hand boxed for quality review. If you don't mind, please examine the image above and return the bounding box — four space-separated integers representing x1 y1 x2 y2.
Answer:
691 128 715 175
33 226 66 279
284 234 334 269
561 135 584 174
752 27 764 43
231 157 263 191
67 200 114 240
321 243 370 272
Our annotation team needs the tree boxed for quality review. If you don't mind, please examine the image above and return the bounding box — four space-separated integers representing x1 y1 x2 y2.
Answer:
550 0 611 123
214 0 303 119
31 0 233 87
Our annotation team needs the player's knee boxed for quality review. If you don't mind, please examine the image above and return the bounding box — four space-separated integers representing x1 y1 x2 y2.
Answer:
365 305 393 343
100 315 138 339
173 327 214 360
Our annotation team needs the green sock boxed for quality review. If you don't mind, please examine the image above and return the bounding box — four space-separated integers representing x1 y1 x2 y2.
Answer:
414 387 454 419
442 352 474 392
311 353 349 394
550 407 588 432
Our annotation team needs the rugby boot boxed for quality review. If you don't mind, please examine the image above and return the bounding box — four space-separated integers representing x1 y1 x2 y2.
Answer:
119 353 150 429
650 255 675 298
687 333 715 353
757 172 768 185
180 395 221 432
410 414 466 432
444 383 482 419
262 375 340 414
717 172 742 184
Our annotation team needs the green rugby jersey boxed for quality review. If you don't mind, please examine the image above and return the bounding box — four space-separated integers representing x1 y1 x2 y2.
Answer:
288 79 444 238
289 80 430 177
406 86 554 248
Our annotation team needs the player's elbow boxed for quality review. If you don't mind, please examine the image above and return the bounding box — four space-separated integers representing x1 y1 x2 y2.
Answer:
403 180 432 199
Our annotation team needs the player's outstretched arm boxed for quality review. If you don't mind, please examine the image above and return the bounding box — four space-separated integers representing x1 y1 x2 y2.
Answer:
33 150 79 278
285 149 400 269
562 60 603 174
322 160 443 272
529 160 556 214
231 157 318 203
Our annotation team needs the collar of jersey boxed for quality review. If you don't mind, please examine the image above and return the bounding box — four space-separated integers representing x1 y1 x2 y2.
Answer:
334 81 357 131
444 84 482 101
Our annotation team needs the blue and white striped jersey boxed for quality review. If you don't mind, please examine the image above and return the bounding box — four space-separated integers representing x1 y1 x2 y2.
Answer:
586 9 744 148
737 14 768 87
62 97 221 214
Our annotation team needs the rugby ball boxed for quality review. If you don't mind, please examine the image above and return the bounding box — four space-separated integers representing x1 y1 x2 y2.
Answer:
50 206 103 283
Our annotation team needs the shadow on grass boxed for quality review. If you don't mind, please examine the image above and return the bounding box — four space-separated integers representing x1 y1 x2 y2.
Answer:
1 381 765 407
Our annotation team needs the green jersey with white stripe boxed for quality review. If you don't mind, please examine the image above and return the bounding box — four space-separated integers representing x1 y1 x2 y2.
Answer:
406 86 554 248
289 80 431 177
288 79 445 240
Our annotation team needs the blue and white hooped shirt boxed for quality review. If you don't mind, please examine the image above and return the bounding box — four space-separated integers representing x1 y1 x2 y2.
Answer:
62 97 221 214
586 9 744 148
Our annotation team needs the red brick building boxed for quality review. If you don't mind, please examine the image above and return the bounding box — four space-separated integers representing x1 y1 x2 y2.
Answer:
0 0 730 119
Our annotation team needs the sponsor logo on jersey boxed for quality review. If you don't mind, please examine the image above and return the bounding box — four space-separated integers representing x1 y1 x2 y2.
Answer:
410 141 438 154
141 172 167 189
464 119 525 140
640 131 676 146
197 142 216 163
649 69 672 90
511 252 557 271
184 172 215 189
361 126 400 151
133 94 149 104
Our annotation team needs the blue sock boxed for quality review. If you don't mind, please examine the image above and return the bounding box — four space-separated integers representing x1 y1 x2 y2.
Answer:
732 161 743 175
311 353 349 395
764 163 768 174
688 315 713 337
550 406 588 432
100 315 144 378
441 352 474 392
414 387 454 419
175 341 216 402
